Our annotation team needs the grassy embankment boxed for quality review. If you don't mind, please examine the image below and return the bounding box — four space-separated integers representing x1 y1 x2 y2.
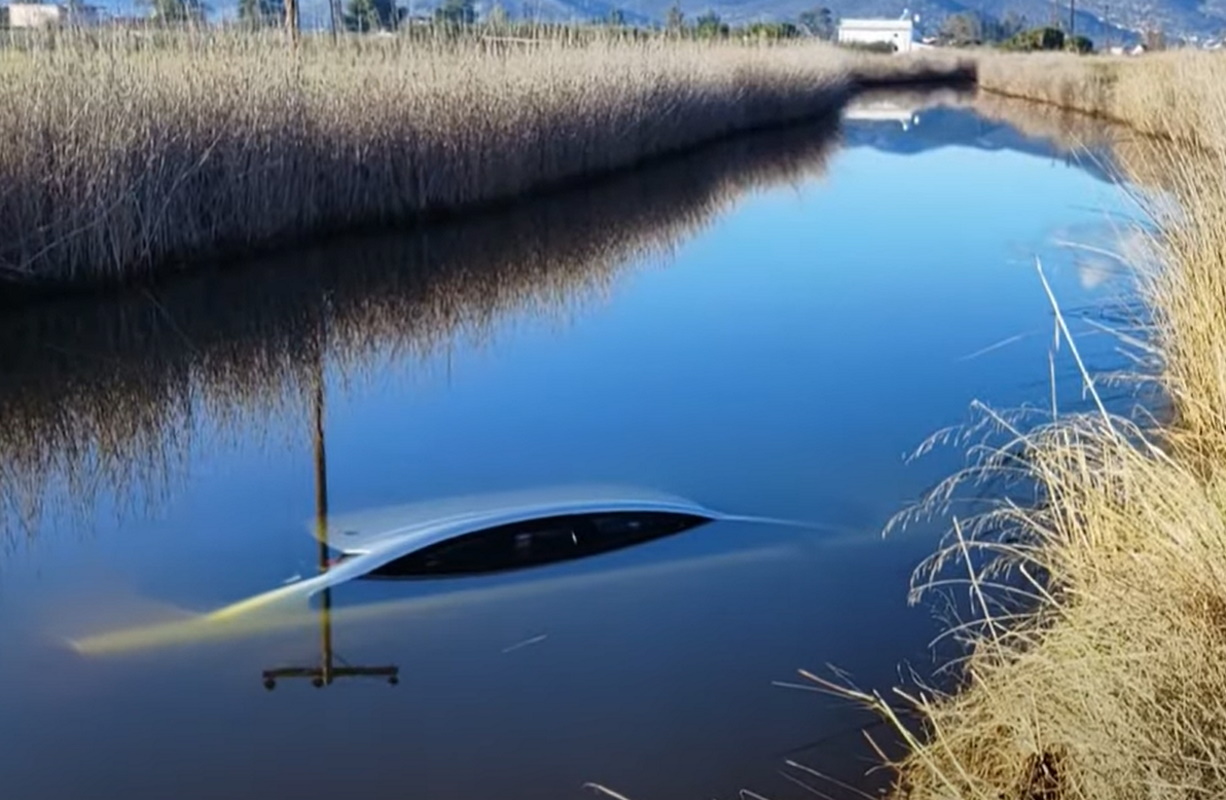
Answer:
857 51 1226 800
0 30 966 289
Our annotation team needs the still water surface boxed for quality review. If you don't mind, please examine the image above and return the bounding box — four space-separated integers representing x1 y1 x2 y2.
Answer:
0 93 1133 799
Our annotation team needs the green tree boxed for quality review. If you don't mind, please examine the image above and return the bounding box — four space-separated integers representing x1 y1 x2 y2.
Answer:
0 6 9 27
1068 33 1093 52
238 0 283 26
938 11 983 45
743 20 798 39
664 1 684 30
797 6 833 39
149 0 206 24
1002 25 1064 50
434 0 475 24
695 9 727 36
345 0 398 30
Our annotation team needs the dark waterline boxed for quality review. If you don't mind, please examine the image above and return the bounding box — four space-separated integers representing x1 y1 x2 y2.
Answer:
0 91 1132 799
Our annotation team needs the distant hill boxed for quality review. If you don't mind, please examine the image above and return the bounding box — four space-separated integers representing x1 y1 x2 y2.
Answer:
596 0 1220 41
633 0 1223 39
90 0 1224 43
612 0 1201 40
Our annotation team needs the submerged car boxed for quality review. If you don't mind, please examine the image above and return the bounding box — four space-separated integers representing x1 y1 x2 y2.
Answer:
318 486 721 585
69 486 814 656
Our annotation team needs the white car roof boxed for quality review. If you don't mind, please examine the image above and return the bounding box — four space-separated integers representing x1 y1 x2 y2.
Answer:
289 485 717 597
312 484 714 555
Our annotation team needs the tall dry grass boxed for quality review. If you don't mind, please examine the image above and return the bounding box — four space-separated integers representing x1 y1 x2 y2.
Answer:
862 51 1226 800
975 51 1226 147
975 52 1226 460
0 30 870 286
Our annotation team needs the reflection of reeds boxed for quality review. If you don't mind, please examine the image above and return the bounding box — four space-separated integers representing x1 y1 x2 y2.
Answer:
967 90 1122 158
0 113 842 539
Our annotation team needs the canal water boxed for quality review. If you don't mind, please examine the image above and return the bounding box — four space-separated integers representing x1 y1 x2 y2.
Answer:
0 92 1134 799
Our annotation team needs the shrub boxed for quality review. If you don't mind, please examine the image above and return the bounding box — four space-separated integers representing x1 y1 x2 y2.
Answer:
1001 26 1065 51
1068 34 1093 53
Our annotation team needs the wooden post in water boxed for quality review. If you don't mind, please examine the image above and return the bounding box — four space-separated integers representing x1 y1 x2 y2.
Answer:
261 336 399 691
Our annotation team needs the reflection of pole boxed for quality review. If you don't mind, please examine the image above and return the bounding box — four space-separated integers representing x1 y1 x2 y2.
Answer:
285 0 299 45
330 0 343 40
313 367 333 687
262 342 398 691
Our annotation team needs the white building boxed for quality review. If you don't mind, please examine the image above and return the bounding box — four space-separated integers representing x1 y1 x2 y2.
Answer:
837 18 916 53
7 2 101 27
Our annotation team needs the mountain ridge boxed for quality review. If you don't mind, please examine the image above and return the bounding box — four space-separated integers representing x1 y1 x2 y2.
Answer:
86 0 1223 42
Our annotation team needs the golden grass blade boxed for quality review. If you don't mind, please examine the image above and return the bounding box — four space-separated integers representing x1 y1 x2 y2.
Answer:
1035 257 1113 429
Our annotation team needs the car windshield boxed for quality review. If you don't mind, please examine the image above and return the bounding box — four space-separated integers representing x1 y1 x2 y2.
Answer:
367 511 710 577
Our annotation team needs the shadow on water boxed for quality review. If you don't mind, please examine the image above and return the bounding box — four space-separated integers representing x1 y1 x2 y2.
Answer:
0 108 845 538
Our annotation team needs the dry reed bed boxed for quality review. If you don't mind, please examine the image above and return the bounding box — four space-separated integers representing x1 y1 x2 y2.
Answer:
0 114 841 538
975 51 1226 147
873 52 1226 800
0 32 868 286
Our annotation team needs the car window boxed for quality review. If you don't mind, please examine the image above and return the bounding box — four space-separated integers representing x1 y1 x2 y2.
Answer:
589 511 707 539
370 511 709 577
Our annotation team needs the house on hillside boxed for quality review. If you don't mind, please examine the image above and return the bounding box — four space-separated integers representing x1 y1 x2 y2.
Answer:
837 17 916 53
7 2 102 27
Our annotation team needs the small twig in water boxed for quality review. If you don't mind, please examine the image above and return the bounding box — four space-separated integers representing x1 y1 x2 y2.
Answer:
583 783 633 800
501 633 548 654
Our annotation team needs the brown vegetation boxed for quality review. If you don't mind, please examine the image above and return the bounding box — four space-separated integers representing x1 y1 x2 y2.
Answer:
867 51 1226 800
0 30 973 288
975 51 1226 147
0 31 856 285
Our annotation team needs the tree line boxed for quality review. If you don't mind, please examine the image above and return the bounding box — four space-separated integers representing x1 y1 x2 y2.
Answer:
935 10 1093 52
108 0 1118 54
141 0 835 39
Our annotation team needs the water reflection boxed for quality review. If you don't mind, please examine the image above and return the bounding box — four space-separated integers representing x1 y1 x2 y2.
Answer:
0 92 1130 544
844 89 1121 181
0 92 1138 800
260 367 400 691
259 591 401 689
0 112 843 539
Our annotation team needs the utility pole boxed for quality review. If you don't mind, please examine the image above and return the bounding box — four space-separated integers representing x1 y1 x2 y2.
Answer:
330 0 343 39
1069 0 1075 40
261 332 399 691
285 0 300 44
